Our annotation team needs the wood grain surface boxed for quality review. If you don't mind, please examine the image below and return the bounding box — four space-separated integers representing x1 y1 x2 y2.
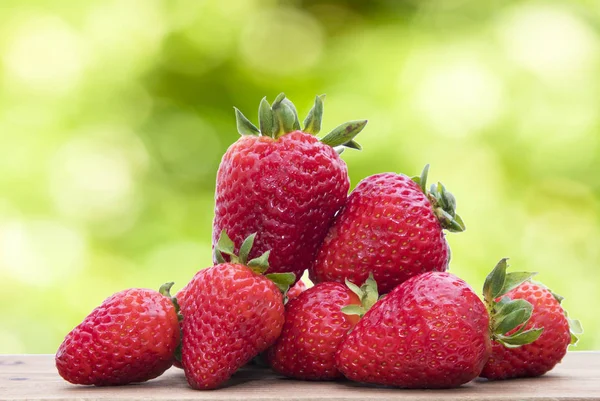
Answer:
1 352 599 400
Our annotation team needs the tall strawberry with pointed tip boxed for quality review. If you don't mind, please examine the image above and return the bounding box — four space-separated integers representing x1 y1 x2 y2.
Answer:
213 94 367 282
180 231 295 390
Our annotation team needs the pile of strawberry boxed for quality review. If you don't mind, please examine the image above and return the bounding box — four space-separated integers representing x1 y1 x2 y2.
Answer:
56 94 582 390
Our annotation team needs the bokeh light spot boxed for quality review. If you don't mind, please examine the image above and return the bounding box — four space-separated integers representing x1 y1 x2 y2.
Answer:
240 7 324 76
49 129 147 226
2 15 84 93
412 57 504 138
496 5 598 79
0 329 25 354
0 220 87 286
84 0 165 77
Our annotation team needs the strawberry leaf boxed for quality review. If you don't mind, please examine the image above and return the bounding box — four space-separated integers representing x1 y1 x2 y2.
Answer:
493 300 533 335
258 97 273 137
496 328 543 348
271 93 299 138
238 233 256 266
343 140 362 150
320 120 367 149
247 250 270 274
345 279 363 299
341 305 366 316
158 282 175 297
280 98 301 131
216 230 236 257
363 274 379 310
551 290 565 304
265 272 296 294
234 108 260 136
411 164 429 194
303 94 325 135
423 167 465 233
483 258 509 304
500 272 537 297
343 273 379 318
214 249 226 264
569 318 583 345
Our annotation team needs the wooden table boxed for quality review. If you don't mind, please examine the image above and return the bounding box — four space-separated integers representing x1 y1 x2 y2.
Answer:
1 352 599 400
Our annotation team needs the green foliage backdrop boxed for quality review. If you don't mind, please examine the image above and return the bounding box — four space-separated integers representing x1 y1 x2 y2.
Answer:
1 0 599 352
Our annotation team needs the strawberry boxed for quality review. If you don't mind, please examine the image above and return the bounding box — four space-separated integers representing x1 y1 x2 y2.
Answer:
286 279 309 301
180 232 294 390
335 260 539 388
55 283 180 386
480 280 582 380
310 165 465 294
267 278 377 380
213 93 367 283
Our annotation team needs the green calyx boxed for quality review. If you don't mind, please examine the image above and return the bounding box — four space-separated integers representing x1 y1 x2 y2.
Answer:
234 93 367 150
483 258 543 348
548 291 583 346
214 231 295 294
159 282 182 321
341 273 380 318
159 282 183 362
411 164 465 233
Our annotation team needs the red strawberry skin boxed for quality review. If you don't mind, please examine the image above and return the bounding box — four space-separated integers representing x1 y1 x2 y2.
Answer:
336 272 490 388
311 173 449 294
286 279 309 301
181 264 285 390
267 282 360 380
55 288 180 386
480 282 571 379
213 131 349 281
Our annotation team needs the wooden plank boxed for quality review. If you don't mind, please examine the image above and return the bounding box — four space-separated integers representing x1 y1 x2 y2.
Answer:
0 352 599 400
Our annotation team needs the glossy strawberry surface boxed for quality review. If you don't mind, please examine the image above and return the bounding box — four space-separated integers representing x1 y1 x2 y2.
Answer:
480 282 571 379
267 282 360 380
181 263 285 390
213 131 349 282
286 279 309 301
311 173 449 294
55 288 179 386
336 272 490 388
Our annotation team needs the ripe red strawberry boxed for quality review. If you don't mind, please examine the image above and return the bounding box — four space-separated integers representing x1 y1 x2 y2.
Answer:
213 93 367 282
286 279 309 301
480 281 582 380
180 232 294 390
55 283 180 386
311 165 464 294
267 278 377 380
335 260 539 388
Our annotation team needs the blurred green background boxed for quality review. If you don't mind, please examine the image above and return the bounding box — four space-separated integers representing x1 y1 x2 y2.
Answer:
1 0 599 353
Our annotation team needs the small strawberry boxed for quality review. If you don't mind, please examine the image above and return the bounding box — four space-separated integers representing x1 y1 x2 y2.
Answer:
180 232 294 390
311 165 465 294
335 260 539 388
213 93 367 283
267 278 377 380
286 279 309 301
55 283 180 386
480 279 582 380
